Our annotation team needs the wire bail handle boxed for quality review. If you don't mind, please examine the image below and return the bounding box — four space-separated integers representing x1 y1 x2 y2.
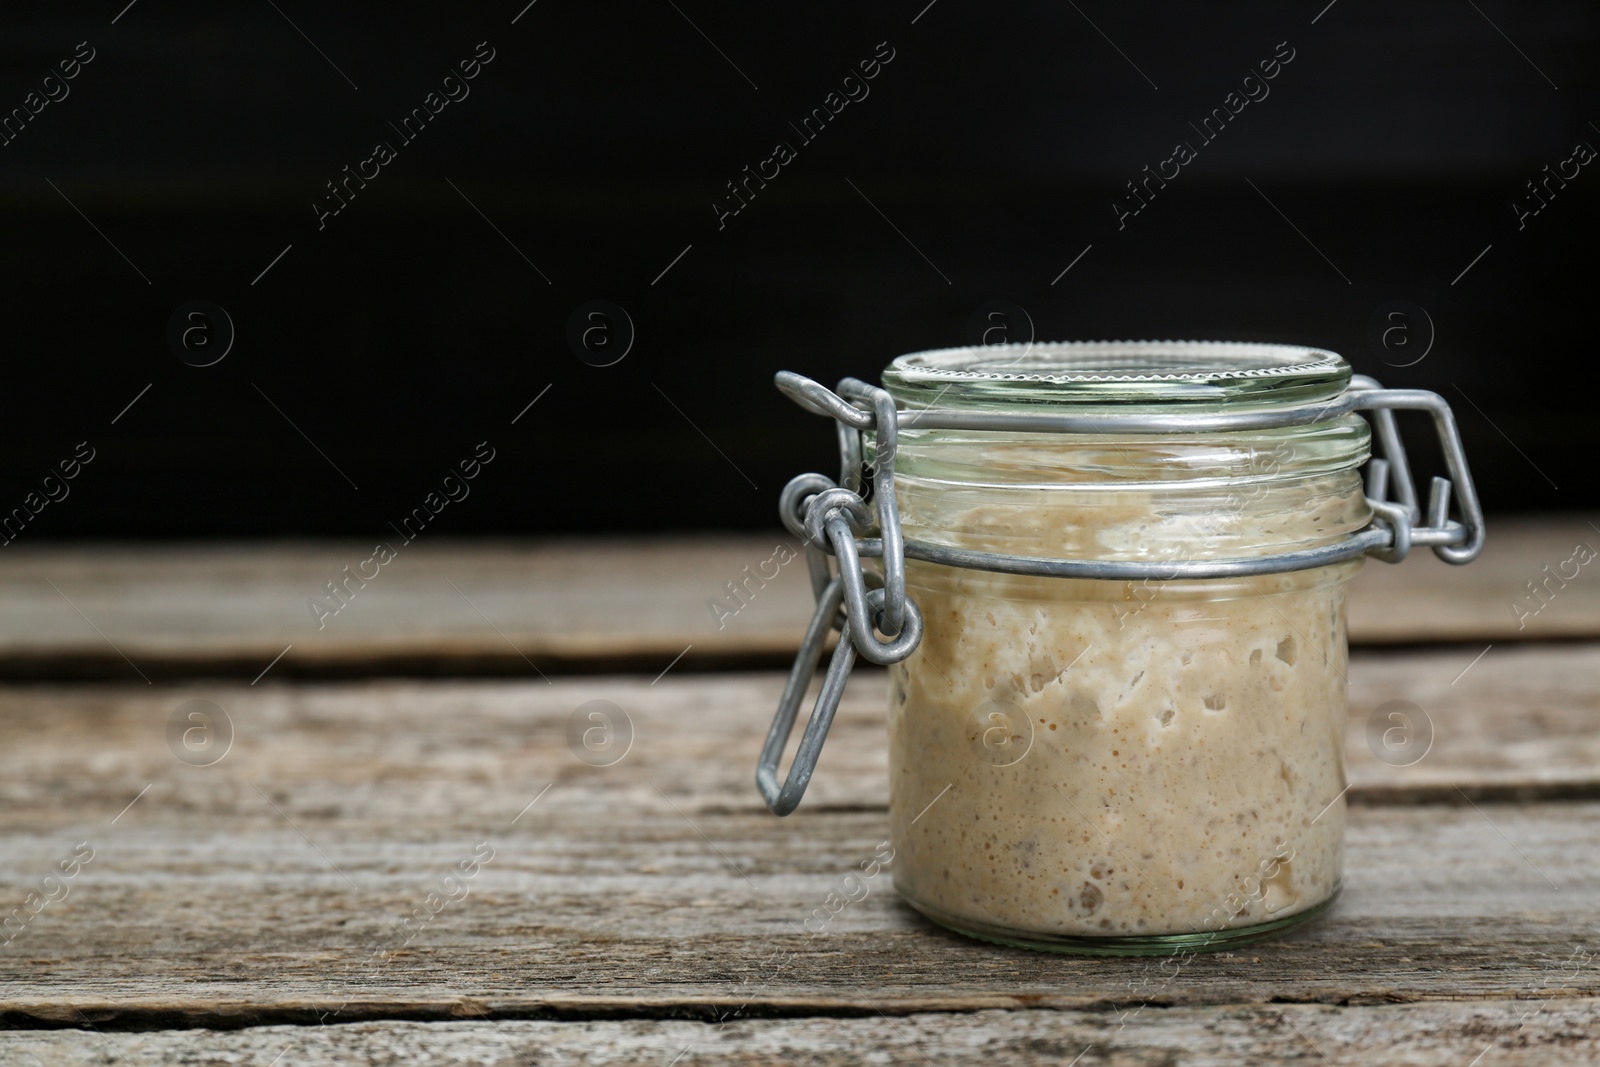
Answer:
756 369 1484 816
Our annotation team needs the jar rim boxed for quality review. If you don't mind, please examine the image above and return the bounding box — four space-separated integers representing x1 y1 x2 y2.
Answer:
883 340 1351 410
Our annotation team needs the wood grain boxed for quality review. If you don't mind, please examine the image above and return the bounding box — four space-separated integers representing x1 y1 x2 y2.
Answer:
0 647 1597 1030
1347 512 1600 645
0 515 1591 678
2 1001 1597 1066
0 802 1597 1028
1344 641 1600 800
0 536 816 680
0 642 1596 819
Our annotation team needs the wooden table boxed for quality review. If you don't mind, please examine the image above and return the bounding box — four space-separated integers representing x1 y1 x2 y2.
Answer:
2 516 1598 1064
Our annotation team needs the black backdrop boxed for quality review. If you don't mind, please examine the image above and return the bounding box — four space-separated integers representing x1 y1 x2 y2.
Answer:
2 0 1595 539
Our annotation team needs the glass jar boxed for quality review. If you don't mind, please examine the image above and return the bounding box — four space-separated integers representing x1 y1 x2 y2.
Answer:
882 342 1367 953
759 340 1483 956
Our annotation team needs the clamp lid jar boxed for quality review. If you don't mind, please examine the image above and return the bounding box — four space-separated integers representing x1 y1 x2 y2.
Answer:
759 340 1483 955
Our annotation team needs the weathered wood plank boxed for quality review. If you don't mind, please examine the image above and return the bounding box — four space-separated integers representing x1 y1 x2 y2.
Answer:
0 800 1598 1027
1344 642 1600 799
0 516 1590 678
1348 513 1600 644
0 537 814 680
2 643 1594 820
0 802 1597 1025
2 1000 1597 1065
0 649 1597 1025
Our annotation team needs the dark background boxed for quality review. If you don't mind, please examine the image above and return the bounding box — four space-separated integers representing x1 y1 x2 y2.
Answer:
1 0 1594 539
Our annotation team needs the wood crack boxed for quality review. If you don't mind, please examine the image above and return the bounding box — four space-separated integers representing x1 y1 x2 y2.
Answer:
2 989 1588 1032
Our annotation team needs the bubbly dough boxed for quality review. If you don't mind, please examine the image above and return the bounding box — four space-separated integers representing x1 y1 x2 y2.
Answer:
887 553 1353 940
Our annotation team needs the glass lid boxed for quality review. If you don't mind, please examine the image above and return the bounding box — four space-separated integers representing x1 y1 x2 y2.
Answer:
882 341 1351 411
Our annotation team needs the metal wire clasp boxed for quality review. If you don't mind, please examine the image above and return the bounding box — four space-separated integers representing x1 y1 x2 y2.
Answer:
756 369 1484 816
757 376 925 816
